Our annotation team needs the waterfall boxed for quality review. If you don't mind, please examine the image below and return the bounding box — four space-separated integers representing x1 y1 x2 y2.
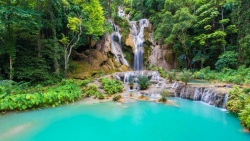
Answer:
118 6 125 17
222 94 228 109
193 88 200 101
109 20 129 66
130 19 149 70
174 85 229 109
114 71 160 83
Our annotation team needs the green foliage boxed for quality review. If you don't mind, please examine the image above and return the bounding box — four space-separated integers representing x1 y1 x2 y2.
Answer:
101 78 123 95
67 17 82 33
226 86 250 130
179 69 192 85
215 51 238 70
158 67 167 78
96 92 105 99
137 75 151 90
194 66 250 85
239 104 250 129
159 90 168 102
167 70 176 83
82 0 105 36
77 79 90 87
84 84 99 97
150 67 167 77
226 86 244 114
0 82 82 112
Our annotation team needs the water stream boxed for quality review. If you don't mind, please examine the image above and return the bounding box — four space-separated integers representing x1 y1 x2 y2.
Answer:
109 20 129 66
130 19 149 70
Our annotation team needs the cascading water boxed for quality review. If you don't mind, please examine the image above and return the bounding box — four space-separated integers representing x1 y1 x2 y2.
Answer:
174 85 229 109
130 19 149 70
109 20 129 66
118 6 125 17
222 94 229 109
114 71 160 83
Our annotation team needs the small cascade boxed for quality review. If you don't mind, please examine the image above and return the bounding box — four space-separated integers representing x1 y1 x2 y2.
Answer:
114 71 160 83
180 88 186 99
171 82 178 89
222 94 229 109
118 6 125 17
174 84 229 109
150 71 160 82
109 20 129 66
130 19 149 70
193 88 200 101
201 88 213 103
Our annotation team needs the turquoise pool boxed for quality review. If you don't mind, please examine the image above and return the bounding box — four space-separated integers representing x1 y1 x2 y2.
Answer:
0 98 249 141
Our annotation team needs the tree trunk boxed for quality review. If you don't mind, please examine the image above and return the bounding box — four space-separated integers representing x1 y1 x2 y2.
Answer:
49 9 60 76
9 55 13 80
64 47 68 78
37 0 41 57
220 6 226 52
107 0 111 18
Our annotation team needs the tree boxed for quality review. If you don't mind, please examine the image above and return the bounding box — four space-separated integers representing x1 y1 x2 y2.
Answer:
165 8 196 68
0 0 41 80
82 0 105 62
60 17 82 77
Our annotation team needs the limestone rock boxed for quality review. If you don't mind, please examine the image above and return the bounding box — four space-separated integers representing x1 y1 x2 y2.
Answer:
148 45 176 70
107 59 115 70
96 34 111 53
125 34 135 50
173 84 228 108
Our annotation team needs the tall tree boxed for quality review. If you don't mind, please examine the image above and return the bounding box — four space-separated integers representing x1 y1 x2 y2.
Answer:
82 0 105 62
0 0 41 79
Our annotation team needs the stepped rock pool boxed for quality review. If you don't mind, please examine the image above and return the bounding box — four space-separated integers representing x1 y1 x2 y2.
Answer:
0 98 249 141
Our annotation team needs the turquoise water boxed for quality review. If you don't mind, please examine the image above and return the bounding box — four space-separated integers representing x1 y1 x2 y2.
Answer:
0 98 249 141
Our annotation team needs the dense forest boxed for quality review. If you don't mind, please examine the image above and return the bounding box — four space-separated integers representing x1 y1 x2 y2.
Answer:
0 0 249 83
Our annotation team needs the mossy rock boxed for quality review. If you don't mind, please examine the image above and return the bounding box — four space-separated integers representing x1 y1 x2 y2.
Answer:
119 65 130 72
107 59 115 70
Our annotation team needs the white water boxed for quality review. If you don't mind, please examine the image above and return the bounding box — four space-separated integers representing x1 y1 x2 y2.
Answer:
193 88 200 101
118 6 125 17
114 71 160 83
222 94 229 109
130 19 149 70
109 20 129 66
175 85 229 109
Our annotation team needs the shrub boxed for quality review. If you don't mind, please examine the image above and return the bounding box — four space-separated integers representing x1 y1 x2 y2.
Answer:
159 90 168 102
97 92 105 99
0 86 7 98
243 88 250 94
226 86 244 114
179 69 192 85
77 79 90 87
166 70 176 83
158 67 167 77
101 78 123 95
215 51 238 70
0 83 82 112
239 104 250 130
85 84 99 97
137 75 151 90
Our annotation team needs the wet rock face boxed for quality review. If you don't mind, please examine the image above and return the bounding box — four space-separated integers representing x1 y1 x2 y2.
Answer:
174 85 228 108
